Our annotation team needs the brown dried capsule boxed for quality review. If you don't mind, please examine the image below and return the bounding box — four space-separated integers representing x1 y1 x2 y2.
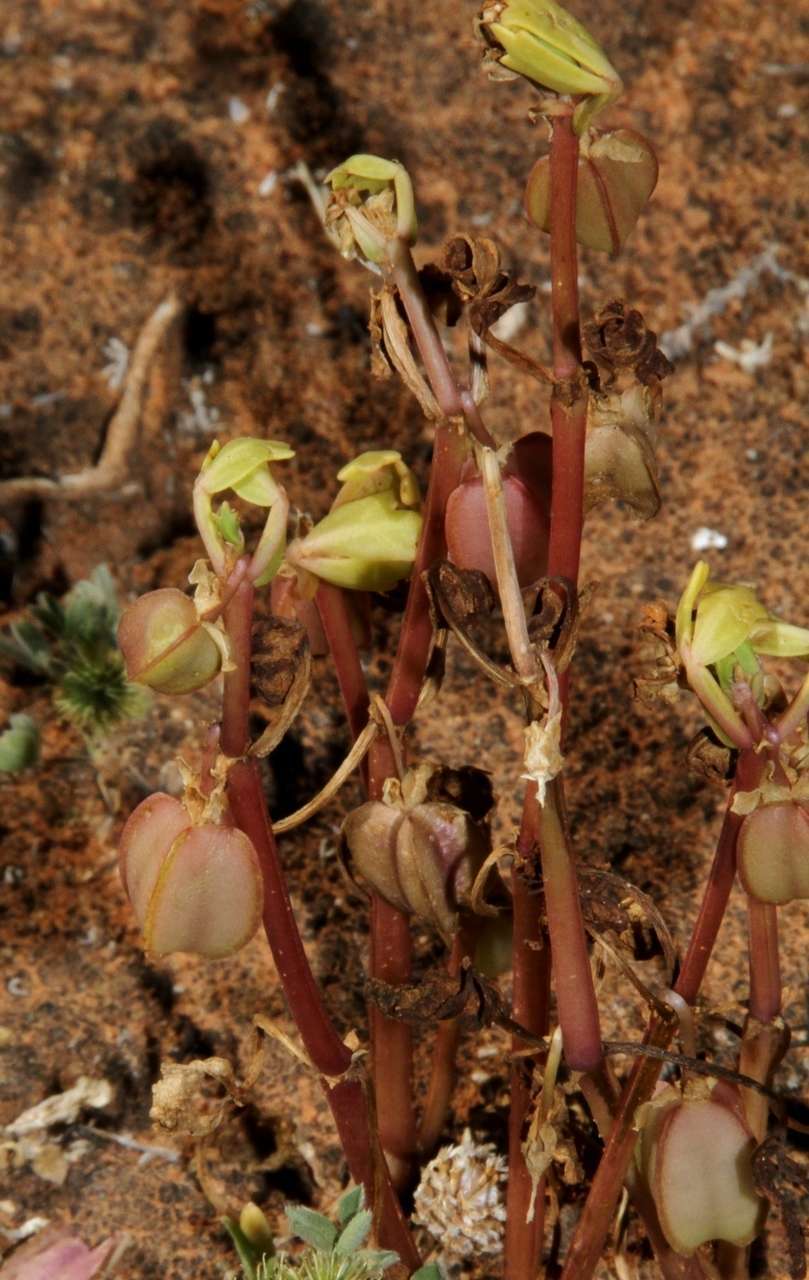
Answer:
343 765 491 940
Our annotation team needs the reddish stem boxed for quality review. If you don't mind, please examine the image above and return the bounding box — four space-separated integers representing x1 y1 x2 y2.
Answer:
559 750 765 1280
538 779 602 1071
547 113 587 587
505 790 551 1280
315 582 371 786
747 899 782 1024
417 918 480 1156
366 418 468 1176
221 570 418 1265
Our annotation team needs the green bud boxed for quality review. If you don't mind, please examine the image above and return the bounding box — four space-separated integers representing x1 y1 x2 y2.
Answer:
214 501 244 549
676 562 809 671
0 713 40 773
325 154 417 265
288 451 422 591
478 0 622 128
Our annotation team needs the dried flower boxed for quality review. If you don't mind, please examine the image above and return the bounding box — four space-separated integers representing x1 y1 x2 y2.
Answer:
343 764 492 941
325 154 417 266
413 1129 507 1257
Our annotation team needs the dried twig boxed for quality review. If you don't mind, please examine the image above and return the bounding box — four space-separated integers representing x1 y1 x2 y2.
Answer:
0 293 182 503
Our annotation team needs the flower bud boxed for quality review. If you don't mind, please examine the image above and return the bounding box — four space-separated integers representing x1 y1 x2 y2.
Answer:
637 1083 764 1255
119 792 263 957
477 0 622 129
525 127 658 255
343 765 491 940
287 451 422 592
445 433 551 588
737 801 809 905
118 588 223 695
676 562 809 672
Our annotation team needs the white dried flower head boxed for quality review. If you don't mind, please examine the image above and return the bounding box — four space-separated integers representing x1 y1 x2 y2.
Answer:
413 1128 507 1257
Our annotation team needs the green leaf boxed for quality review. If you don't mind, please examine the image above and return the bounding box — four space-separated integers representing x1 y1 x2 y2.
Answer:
63 565 120 642
295 492 421 591
748 619 809 659
412 1265 445 1280
0 714 40 772
337 1186 364 1226
285 1205 337 1252
233 465 281 508
215 501 244 548
0 620 53 675
692 585 768 667
334 1208 372 1255
201 438 294 496
327 154 401 193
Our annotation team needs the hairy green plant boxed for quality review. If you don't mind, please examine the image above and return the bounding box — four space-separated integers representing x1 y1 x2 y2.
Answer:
0 565 148 758
225 1188 441 1280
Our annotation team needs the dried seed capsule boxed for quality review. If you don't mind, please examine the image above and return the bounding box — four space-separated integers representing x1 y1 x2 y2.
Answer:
343 765 491 940
118 793 263 958
118 588 222 695
737 801 809 905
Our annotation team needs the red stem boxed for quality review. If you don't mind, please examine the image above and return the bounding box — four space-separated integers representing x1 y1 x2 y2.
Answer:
747 899 782 1023
547 113 587 587
559 750 765 1280
221 570 418 1265
417 918 480 1156
315 582 371 787
366 418 468 1177
505 790 550 1280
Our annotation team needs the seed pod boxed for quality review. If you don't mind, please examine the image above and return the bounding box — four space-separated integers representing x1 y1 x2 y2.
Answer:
118 588 222 695
445 433 551 588
737 801 809 905
637 1084 765 1255
525 128 658 256
119 793 263 958
343 765 491 940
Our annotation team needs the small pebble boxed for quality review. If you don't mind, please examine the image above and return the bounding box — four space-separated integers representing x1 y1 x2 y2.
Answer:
691 527 728 551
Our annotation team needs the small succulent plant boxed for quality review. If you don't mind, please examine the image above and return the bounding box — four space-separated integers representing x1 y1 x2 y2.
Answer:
0 565 148 767
226 1188 442 1280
